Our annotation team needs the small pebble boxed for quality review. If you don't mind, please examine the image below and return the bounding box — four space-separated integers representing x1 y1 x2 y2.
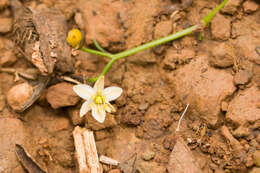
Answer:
142 150 155 161
7 83 33 112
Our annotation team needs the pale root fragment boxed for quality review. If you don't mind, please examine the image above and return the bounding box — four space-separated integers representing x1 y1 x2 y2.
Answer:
73 126 103 173
100 155 119 166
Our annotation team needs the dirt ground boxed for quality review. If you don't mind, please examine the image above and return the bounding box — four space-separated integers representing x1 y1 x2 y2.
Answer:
0 0 260 172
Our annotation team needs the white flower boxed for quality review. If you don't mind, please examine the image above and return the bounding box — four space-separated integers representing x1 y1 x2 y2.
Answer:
73 76 123 123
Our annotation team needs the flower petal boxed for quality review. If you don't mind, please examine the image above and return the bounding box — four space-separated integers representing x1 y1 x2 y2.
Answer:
103 86 123 101
94 76 104 91
79 101 91 117
73 84 95 100
92 104 106 123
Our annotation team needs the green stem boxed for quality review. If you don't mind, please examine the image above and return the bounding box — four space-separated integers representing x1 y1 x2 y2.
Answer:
88 25 198 82
87 0 229 82
93 39 107 53
80 47 113 59
113 25 198 60
202 0 228 26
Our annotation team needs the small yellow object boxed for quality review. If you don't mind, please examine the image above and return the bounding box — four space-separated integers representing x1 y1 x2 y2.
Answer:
66 28 83 49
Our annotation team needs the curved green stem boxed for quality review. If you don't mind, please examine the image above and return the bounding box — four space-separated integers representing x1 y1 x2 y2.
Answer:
88 25 199 82
80 47 113 59
202 0 228 26
93 39 107 53
86 0 229 82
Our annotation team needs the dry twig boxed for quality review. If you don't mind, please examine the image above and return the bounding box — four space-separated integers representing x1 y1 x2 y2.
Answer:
73 126 102 173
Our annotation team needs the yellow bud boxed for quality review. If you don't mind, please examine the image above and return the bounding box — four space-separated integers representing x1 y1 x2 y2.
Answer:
66 28 83 49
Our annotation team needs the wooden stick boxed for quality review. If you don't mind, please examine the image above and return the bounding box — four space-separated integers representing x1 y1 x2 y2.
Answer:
73 126 89 173
100 155 119 166
73 126 103 173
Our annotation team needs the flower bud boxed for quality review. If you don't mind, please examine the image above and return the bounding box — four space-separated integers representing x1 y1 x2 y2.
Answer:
66 28 83 49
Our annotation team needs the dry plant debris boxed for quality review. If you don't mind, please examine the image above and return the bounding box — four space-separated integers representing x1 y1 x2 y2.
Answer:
73 126 103 173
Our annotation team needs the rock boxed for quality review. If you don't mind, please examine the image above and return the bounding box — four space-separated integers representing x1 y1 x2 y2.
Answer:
0 17 12 33
253 150 260 166
250 167 260 173
233 70 253 85
221 126 244 152
0 50 17 67
243 0 259 14
0 118 31 173
78 0 125 50
0 0 9 10
211 14 231 41
138 102 149 111
68 107 85 125
85 113 117 131
121 104 143 126
232 126 250 138
136 161 166 173
154 20 173 39
142 150 155 161
234 36 260 65
167 137 202 173
226 86 260 126
209 42 235 68
7 82 33 112
171 55 236 127
46 82 80 109
221 0 243 15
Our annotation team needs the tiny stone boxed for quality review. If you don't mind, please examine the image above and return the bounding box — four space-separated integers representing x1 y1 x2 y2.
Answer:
253 150 260 166
211 14 231 41
139 103 149 111
142 150 155 161
232 126 250 138
209 42 235 68
233 70 253 85
7 83 33 112
46 82 80 109
243 0 259 14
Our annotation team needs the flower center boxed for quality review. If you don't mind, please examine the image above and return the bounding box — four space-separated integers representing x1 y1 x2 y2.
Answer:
94 95 104 104
93 90 104 105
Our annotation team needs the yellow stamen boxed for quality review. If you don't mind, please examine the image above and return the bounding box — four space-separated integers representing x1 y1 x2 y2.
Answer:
95 96 103 104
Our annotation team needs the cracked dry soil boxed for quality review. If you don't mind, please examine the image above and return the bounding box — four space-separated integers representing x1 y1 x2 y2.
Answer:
0 0 260 172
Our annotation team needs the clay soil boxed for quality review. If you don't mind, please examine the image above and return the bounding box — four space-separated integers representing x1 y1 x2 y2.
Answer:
0 0 260 173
